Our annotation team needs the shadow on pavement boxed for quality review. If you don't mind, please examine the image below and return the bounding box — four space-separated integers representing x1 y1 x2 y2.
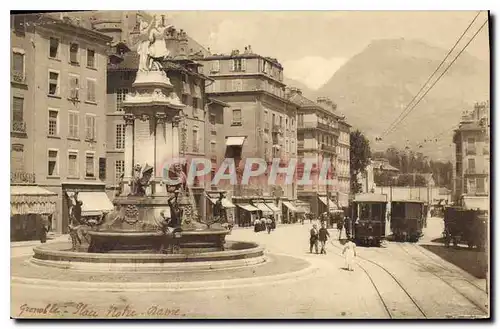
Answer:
420 244 487 279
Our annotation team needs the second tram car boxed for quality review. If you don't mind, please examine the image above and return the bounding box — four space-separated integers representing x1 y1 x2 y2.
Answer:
350 194 388 246
390 200 425 242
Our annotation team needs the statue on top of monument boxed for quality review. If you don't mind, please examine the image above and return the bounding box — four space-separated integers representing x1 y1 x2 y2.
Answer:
129 163 153 197
137 13 173 72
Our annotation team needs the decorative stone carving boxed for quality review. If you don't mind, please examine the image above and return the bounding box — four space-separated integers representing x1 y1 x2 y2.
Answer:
172 115 181 127
137 14 173 72
129 164 153 196
138 113 150 122
156 112 167 125
124 113 135 126
122 204 140 225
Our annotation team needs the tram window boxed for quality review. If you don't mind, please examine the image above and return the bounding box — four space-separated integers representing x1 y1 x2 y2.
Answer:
392 203 405 217
407 203 421 218
360 204 370 219
371 203 382 221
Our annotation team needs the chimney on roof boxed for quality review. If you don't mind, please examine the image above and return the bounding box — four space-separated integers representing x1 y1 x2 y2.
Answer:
286 87 302 96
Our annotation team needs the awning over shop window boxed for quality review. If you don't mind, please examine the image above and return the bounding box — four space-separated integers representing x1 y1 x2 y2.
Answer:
253 202 273 214
66 191 114 216
282 201 299 213
225 136 246 146
462 197 489 212
265 202 281 213
10 186 57 216
207 196 236 208
318 196 338 211
237 204 260 212
292 202 307 213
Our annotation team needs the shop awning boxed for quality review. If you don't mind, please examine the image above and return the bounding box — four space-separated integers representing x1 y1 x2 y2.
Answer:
237 204 260 212
265 202 281 213
291 202 307 213
462 197 489 212
225 136 246 146
318 196 338 210
207 196 236 208
10 186 57 215
253 202 273 214
66 191 114 216
282 201 299 212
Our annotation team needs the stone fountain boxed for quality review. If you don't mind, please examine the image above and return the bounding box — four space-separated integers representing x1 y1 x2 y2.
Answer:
30 22 264 271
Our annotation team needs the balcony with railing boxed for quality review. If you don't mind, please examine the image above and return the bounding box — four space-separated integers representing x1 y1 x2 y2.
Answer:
11 71 26 84
466 147 476 155
465 168 488 176
12 121 27 134
11 171 36 185
321 143 337 153
272 124 283 135
297 141 305 149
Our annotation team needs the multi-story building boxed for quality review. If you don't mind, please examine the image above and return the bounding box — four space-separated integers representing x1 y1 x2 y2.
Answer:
287 88 350 216
452 101 490 202
10 13 113 238
197 48 298 225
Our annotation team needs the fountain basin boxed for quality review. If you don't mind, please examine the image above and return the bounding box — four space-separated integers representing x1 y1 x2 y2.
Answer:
87 228 229 253
31 241 266 273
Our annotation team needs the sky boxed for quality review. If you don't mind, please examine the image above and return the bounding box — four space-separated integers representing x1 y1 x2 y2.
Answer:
152 10 490 90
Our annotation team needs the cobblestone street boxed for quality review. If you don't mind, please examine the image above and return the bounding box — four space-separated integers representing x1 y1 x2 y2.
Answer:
10 217 488 319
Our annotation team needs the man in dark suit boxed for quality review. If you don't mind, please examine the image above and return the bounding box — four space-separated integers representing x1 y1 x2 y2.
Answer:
310 224 319 254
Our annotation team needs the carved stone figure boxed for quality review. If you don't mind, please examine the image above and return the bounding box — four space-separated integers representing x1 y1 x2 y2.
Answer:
168 190 183 228
213 192 227 223
129 164 153 197
136 14 173 72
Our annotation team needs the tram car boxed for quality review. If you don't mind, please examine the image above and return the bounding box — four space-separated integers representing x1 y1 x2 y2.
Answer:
390 200 425 242
349 193 388 246
443 196 488 250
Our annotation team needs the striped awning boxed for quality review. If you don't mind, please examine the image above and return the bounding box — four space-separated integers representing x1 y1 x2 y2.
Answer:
10 186 57 216
253 202 273 214
67 191 114 216
282 201 298 212
265 202 281 213
207 196 236 208
237 204 259 212
318 196 338 210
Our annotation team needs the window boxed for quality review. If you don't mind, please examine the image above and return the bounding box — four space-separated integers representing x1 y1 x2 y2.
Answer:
272 113 276 126
70 43 79 64
210 141 216 153
182 94 189 105
116 124 125 149
86 49 96 68
262 60 267 73
231 58 245 72
192 98 199 110
48 150 59 176
467 158 475 174
86 79 96 102
476 178 485 193
48 71 60 96
49 38 59 59
12 97 23 123
68 112 79 139
116 88 128 112
232 109 242 125
48 109 59 136
12 50 24 81
115 160 125 181
68 151 78 177
69 75 80 99
192 129 199 152
99 158 106 180
209 113 216 125
211 60 220 72
467 179 476 193
11 144 24 172
85 153 95 178
85 114 96 141
298 114 304 127
13 15 25 35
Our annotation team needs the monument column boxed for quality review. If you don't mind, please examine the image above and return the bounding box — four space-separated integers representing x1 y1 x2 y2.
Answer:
123 113 135 195
172 115 181 161
155 112 168 196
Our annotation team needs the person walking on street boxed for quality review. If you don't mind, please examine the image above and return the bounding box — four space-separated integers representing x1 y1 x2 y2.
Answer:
310 224 319 254
318 222 330 254
337 216 345 240
342 238 357 271
266 217 273 234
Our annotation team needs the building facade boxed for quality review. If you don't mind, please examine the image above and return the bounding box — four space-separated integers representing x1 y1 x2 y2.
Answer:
452 101 490 202
10 14 113 237
197 48 298 224
287 88 351 216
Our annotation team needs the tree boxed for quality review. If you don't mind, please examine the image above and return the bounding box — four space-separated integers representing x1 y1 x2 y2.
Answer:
350 130 371 194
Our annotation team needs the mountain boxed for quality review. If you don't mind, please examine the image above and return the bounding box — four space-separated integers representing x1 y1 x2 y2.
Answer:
316 38 490 160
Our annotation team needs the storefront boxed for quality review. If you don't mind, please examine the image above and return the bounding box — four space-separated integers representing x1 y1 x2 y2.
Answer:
251 200 274 219
205 191 236 225
282 200 299 223
11 185 57 241
318 195 338 214
236 204 259 227
264 201 282 223
65 190 114 225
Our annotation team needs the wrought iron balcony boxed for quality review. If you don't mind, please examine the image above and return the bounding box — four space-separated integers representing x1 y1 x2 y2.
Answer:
11 121 26 133
11 71 26 84
321 143 336 153
466 148 476 155
11 171 36 184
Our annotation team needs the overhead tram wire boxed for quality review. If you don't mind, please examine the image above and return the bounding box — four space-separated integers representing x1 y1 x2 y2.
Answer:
378 10 484 139
412 124 461 148
382 18 489 138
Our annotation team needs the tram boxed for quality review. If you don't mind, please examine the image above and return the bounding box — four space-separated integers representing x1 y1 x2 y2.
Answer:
390 200 425 242
350 193 388 246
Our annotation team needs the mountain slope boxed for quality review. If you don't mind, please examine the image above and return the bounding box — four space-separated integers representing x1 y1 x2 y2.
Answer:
316 38 490 160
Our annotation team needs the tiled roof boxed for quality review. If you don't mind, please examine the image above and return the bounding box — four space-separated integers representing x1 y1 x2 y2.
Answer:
287 93 318 108
372 160 400 172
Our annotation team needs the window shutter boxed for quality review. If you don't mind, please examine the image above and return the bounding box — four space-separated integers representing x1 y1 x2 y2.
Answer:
241 58 246 71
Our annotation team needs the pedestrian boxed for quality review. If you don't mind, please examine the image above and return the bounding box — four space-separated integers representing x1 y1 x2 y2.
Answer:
309 224 319 254
266 217 273 234
345 216 351 239
342 238 357 271
318 222 330 254
254 218 260 233
337 216 345 240
39 215 50 243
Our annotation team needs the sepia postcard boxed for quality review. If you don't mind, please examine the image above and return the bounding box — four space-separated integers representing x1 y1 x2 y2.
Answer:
10 9 490 319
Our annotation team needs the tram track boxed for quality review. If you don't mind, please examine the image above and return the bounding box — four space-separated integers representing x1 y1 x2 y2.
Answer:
396 243 488 315
329 240 427 319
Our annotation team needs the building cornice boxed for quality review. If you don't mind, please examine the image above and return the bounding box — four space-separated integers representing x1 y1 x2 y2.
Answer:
35 16 112 45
